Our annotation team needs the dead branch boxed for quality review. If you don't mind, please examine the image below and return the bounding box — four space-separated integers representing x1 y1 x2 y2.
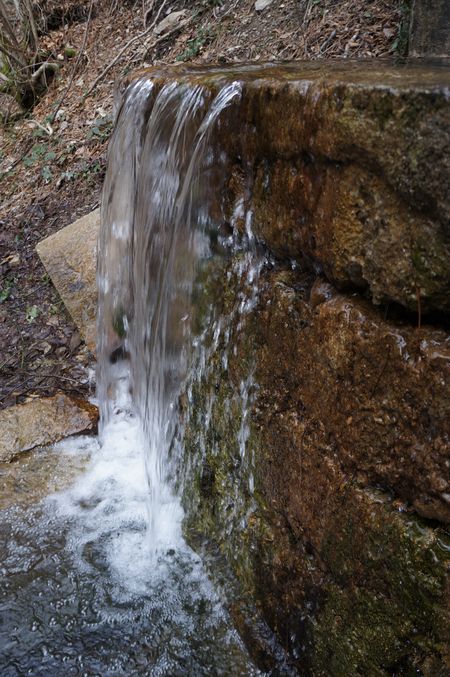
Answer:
22 0 38 54
143 0 155 28
0 1 22 49
135 16 193 68
320 29 336 53
0 0 55 99
0 41 27 70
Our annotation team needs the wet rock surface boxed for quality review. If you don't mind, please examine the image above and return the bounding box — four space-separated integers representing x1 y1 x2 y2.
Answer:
249 160 450 313
36 208 100 353
182 261 450 674
140 60 450 315
153 61 450 664
0 393 98 462
257 273 450 524
0 439 91 510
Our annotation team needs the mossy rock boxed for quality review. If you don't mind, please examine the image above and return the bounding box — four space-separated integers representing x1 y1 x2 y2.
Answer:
179 255 450 674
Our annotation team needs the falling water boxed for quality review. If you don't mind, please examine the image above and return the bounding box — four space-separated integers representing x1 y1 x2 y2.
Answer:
97 77 243 545
0 76 263 675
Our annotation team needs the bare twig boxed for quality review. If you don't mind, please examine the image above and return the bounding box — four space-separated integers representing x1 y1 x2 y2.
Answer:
0 376 85 404
22 0 39 55
123 0 167 68
130 13 194 70
319 29 336 53
83 17 159 99
0 40 27 70
50 0 94 124
0 1 22 49
217 0 240 20
0 375 35 403
303 0 314 25
25 372 83 385
143 0 156 28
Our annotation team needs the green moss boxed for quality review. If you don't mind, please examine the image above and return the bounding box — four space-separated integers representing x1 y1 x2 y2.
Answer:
181 253 271 602
313 501 448 675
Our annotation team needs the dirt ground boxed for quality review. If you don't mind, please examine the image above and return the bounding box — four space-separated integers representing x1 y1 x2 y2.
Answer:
0 0 408 409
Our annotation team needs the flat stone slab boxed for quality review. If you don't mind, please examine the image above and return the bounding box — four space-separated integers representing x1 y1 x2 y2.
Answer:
255 0 273 11
0 393 98 462
36 209 99 353
154 10 188 35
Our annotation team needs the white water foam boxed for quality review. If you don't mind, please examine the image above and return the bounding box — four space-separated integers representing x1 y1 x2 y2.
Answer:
49 405 191 599
0 424 258 674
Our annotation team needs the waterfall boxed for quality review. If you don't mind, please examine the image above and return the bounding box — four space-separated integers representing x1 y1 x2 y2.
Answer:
0 74 261 675
0 73 270 676
97 77 242 547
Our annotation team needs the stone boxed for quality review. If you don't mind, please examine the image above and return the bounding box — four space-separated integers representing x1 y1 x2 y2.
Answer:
138 62 450 315
110 62 450 671
181 261 450 673
0 393 98 462
409 0 450 57
255 0 273 11
154 11 188 36
0 438 91 510
36 208 99 353
249 161 450 313
255 273 450 525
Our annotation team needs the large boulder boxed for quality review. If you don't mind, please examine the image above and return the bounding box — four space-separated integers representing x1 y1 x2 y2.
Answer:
142 61 450 315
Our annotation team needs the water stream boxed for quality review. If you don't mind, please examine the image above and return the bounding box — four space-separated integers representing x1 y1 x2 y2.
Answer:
0 76 263 674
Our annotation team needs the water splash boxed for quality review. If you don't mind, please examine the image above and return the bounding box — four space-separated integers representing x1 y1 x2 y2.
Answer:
0 427 259 675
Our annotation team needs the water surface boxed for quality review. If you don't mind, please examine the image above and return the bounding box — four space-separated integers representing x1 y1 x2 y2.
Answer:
0 414 259 676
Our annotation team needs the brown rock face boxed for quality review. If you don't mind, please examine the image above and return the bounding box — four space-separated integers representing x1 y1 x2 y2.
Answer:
182 264 450 674
251 274 450 670
0 393 98 462
250 161 450 311
138 61 450 314
130 61 450 674
256 272 450 525
36 208 99 353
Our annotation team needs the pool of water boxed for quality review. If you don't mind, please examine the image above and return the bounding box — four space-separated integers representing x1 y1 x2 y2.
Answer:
0 413 259 676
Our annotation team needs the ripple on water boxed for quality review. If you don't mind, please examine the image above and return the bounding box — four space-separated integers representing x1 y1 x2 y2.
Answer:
0 414 259 676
